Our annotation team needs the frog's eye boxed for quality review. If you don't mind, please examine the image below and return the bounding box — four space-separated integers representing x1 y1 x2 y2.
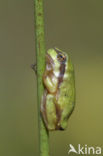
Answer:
57 54 66 62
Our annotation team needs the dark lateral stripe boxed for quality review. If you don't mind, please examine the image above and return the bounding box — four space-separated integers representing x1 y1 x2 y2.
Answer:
55 62 66 128
54 48 67 129
58 62 66 87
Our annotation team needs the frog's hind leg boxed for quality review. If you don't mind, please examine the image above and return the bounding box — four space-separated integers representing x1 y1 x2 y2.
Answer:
41 92 58 130
41 90 48 128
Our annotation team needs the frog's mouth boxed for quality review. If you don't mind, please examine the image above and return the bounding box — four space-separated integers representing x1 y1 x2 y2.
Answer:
46 53 54 70
46 53 54 63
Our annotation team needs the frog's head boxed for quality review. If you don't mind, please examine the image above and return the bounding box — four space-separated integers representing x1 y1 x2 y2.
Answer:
46 48 68 77
46 48 67 66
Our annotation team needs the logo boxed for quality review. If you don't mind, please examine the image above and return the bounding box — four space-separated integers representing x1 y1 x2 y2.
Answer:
68 144 102 155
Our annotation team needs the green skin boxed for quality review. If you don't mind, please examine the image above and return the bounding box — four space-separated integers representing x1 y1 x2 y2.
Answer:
41 48 75 130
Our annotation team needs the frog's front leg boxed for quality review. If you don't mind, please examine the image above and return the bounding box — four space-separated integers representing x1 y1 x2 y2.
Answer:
43 72 58 93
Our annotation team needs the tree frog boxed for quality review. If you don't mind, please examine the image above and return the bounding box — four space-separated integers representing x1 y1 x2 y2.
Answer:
41 48 75 131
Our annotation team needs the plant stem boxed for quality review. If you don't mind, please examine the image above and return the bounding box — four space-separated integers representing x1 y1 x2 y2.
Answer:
34 0 49 156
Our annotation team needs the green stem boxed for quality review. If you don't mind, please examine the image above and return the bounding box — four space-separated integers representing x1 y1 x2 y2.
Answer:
34 0 49 156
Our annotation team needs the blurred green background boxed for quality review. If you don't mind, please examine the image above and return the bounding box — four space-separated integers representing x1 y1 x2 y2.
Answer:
0 0 103 156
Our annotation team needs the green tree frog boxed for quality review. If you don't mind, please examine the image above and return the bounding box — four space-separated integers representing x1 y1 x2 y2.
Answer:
41 48 75 131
